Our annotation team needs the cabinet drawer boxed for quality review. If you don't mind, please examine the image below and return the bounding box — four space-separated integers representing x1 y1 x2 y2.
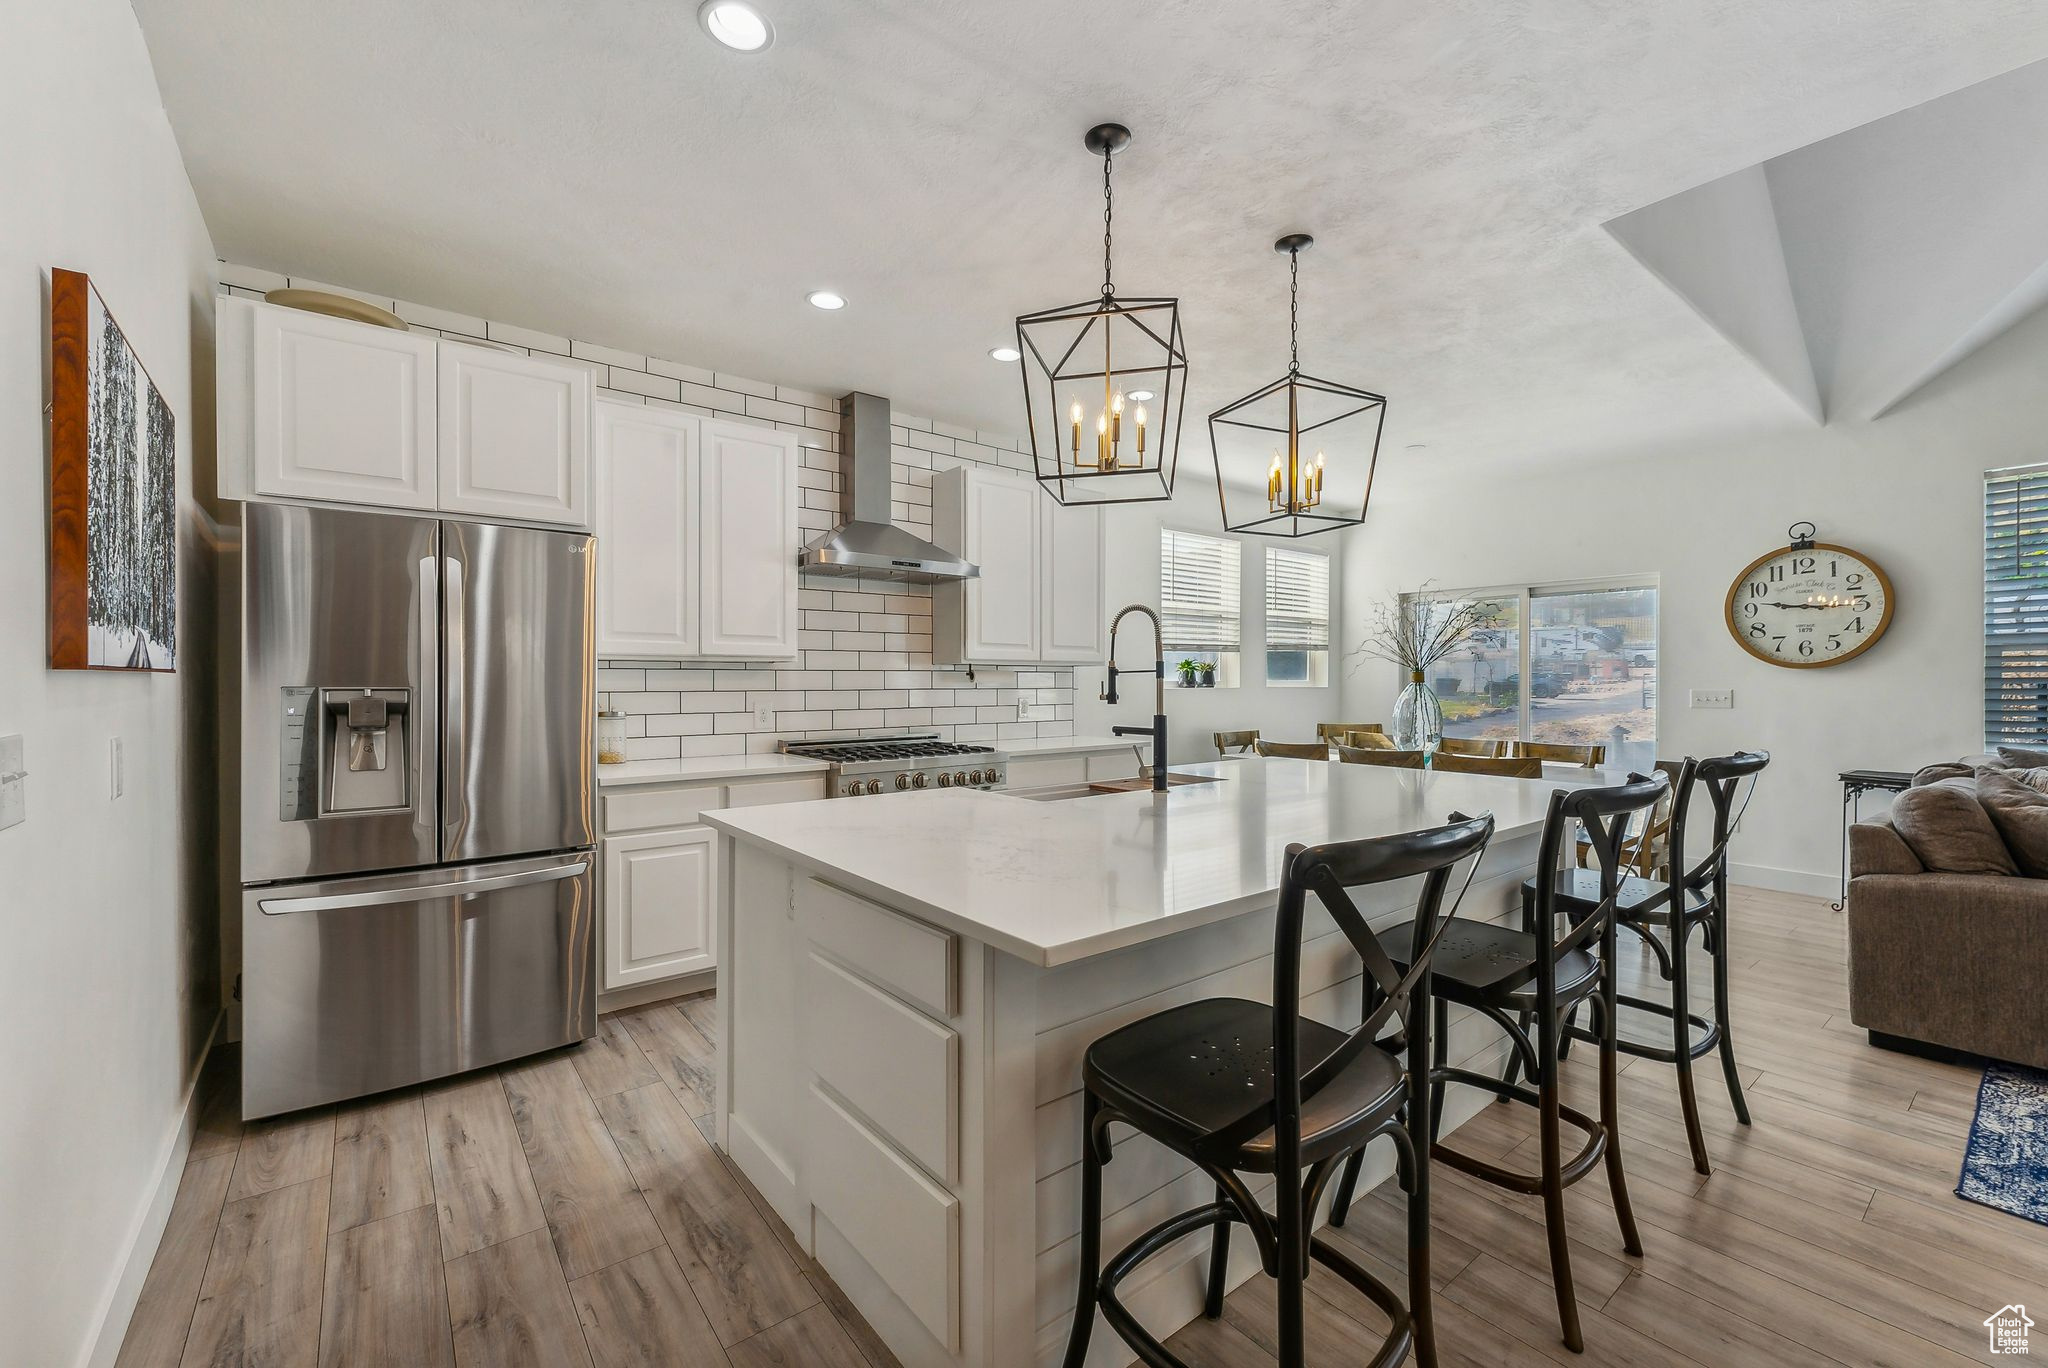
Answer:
798 877 956 1017
603 784 726 834
805 952 957 1180
724 776 827 808
807 1083 960 1350
1008 755 1087 790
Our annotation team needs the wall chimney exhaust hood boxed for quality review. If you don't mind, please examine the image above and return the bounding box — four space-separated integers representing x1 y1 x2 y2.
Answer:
798 392 980 583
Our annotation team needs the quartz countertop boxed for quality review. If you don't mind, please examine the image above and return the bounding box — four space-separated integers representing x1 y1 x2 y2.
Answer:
703 756 1587 966
597 753 830 787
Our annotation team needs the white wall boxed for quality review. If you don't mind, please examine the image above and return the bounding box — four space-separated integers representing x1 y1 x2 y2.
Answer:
1340 304 2048 892
0 3 220 1365
1075 465 1345 763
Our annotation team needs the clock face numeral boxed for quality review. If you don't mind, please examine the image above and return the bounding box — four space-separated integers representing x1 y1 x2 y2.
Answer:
1727 543 1891 668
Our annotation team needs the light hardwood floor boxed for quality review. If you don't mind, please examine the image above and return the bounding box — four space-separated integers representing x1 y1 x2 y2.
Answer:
117 890 2027 1368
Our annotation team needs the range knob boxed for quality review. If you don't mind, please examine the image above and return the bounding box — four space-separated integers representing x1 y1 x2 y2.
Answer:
911 771 928 789
843 782 862 797
937 771 952 787
895 773 910 790
864 779 882 795
956 771 971 786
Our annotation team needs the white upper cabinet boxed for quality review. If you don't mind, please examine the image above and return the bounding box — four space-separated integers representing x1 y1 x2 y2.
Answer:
595 401 698 658
246 299 440 509
699 418 801 660
932 465 1103 665
594 405 798 661
1040 499 1105 663
437 343 592 527
221 297 593 527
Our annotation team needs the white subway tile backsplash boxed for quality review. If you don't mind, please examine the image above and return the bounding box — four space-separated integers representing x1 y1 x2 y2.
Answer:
573 339 648 369
607 368 683 401
714 372 776 398
648 356 717 385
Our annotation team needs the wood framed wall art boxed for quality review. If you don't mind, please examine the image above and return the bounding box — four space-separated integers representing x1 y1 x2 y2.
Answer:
49 267 177 672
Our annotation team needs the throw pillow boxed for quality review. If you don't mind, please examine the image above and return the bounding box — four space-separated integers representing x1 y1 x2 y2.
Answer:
1974 769 2048 877
1997 744 2048 768
1887 779 2017 876
1911 762 1975 787
2003 766 2048 796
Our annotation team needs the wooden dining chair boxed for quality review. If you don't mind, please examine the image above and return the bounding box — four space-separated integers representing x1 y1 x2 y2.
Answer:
1316 722 1383 746
1513 741 1605 768
1213 730 1261 756
1431 752 1543 778
1337 745 1426 769
1435 736 1502 759
1343 729 1397 750
1255 740 1330 761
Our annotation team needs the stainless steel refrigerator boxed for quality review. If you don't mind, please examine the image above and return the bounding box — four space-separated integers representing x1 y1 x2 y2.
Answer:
237 502 597 1118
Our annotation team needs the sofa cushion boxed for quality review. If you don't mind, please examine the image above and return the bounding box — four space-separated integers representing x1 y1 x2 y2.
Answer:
1911 762 1976 787
1975 769 2048 878
2001 766 2048 796
1997 744 2048 769
1888 779 2018 876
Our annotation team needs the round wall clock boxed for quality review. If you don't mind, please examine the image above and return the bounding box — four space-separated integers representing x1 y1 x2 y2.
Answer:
1725 522 1894 668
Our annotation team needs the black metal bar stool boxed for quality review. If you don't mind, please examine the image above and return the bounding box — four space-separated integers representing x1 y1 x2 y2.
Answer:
1059 812 1496 1368
1334 772 1668 1354
1531 750 1770 1174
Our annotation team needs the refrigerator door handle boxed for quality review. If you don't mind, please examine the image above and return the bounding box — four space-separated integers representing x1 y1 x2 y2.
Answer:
257 859 590 915
442 546 468 853
418 551 440 853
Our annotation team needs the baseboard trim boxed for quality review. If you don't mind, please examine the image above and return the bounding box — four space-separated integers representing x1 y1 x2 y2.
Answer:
596 968 717 1015
1729 861 1836 900
82 1010 224 1368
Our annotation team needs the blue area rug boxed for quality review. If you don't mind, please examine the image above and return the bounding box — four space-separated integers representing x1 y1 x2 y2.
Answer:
1957 1063 2048 1226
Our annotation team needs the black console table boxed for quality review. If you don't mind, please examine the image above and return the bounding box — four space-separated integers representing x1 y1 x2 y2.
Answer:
1834 769 1913 910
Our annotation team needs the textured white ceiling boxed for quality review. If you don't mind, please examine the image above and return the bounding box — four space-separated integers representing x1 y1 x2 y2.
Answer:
130 0 2048 474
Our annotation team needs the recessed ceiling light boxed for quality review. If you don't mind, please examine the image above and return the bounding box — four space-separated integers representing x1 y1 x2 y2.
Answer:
988 346 1021 362
1128 389 1155 402
806 290 846 310
698 0 773 52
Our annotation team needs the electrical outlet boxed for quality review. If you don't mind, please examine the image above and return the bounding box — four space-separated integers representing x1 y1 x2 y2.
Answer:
1689 689 1734 710
108 736 124 798
1018 700 1045 722
0 734 25 831
755 704 775 729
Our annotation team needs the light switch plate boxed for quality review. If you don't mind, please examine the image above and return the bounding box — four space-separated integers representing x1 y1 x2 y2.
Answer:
1690 689 1734 709
0 734 23 831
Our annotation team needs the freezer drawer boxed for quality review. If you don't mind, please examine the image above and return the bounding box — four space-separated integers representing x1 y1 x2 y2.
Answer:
241 853 595 1118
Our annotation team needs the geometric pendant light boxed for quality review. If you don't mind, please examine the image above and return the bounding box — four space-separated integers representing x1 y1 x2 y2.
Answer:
1017 123 1188 506
1209 233 1386 537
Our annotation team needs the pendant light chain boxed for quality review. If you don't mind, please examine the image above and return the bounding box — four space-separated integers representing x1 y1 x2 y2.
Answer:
1101 147 1116 299
1287 246 1300 374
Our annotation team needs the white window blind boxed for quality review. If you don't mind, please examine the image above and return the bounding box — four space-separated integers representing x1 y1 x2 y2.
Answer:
1160 529 1241 652
1985 465 2048 745
1265 547 1331 650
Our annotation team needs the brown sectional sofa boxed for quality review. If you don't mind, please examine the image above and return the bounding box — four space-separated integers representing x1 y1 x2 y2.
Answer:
1847 810 2048 1069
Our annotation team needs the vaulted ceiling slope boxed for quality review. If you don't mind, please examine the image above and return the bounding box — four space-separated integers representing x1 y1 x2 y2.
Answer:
131 1 2048 471
1607 56 2048 425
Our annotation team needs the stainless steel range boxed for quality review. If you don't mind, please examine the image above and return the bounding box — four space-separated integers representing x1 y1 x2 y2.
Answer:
783 734 1007 797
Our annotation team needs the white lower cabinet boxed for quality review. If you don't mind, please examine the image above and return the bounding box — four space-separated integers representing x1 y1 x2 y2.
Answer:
602 825 718 987
597 772 826 995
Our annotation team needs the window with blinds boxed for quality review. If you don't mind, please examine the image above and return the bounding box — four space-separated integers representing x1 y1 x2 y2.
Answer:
1985 465 2048 746
1265 548 1331 649
1265 545 1331 685
1160 528 1242 654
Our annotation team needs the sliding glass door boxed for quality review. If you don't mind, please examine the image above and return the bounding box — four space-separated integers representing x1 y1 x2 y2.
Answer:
1420 577 1658 770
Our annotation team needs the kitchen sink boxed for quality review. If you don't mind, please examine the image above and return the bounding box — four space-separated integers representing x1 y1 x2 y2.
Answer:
1012 773 1223 801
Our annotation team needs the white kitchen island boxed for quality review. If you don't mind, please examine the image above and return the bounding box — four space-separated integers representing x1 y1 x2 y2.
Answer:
702 757 1588 1368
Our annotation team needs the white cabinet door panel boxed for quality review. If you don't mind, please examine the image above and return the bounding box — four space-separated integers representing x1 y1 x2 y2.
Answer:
251 303 438 508
961 470 1040 662
1040 500 1104 662
595 402 698 658
699 419 799 659
601 826 718 988
437 344 592 526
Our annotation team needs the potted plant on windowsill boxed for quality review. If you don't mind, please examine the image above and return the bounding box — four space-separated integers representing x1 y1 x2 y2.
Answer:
1352 583 1503 751
1177 658 1199 688
1197 661 1217 688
